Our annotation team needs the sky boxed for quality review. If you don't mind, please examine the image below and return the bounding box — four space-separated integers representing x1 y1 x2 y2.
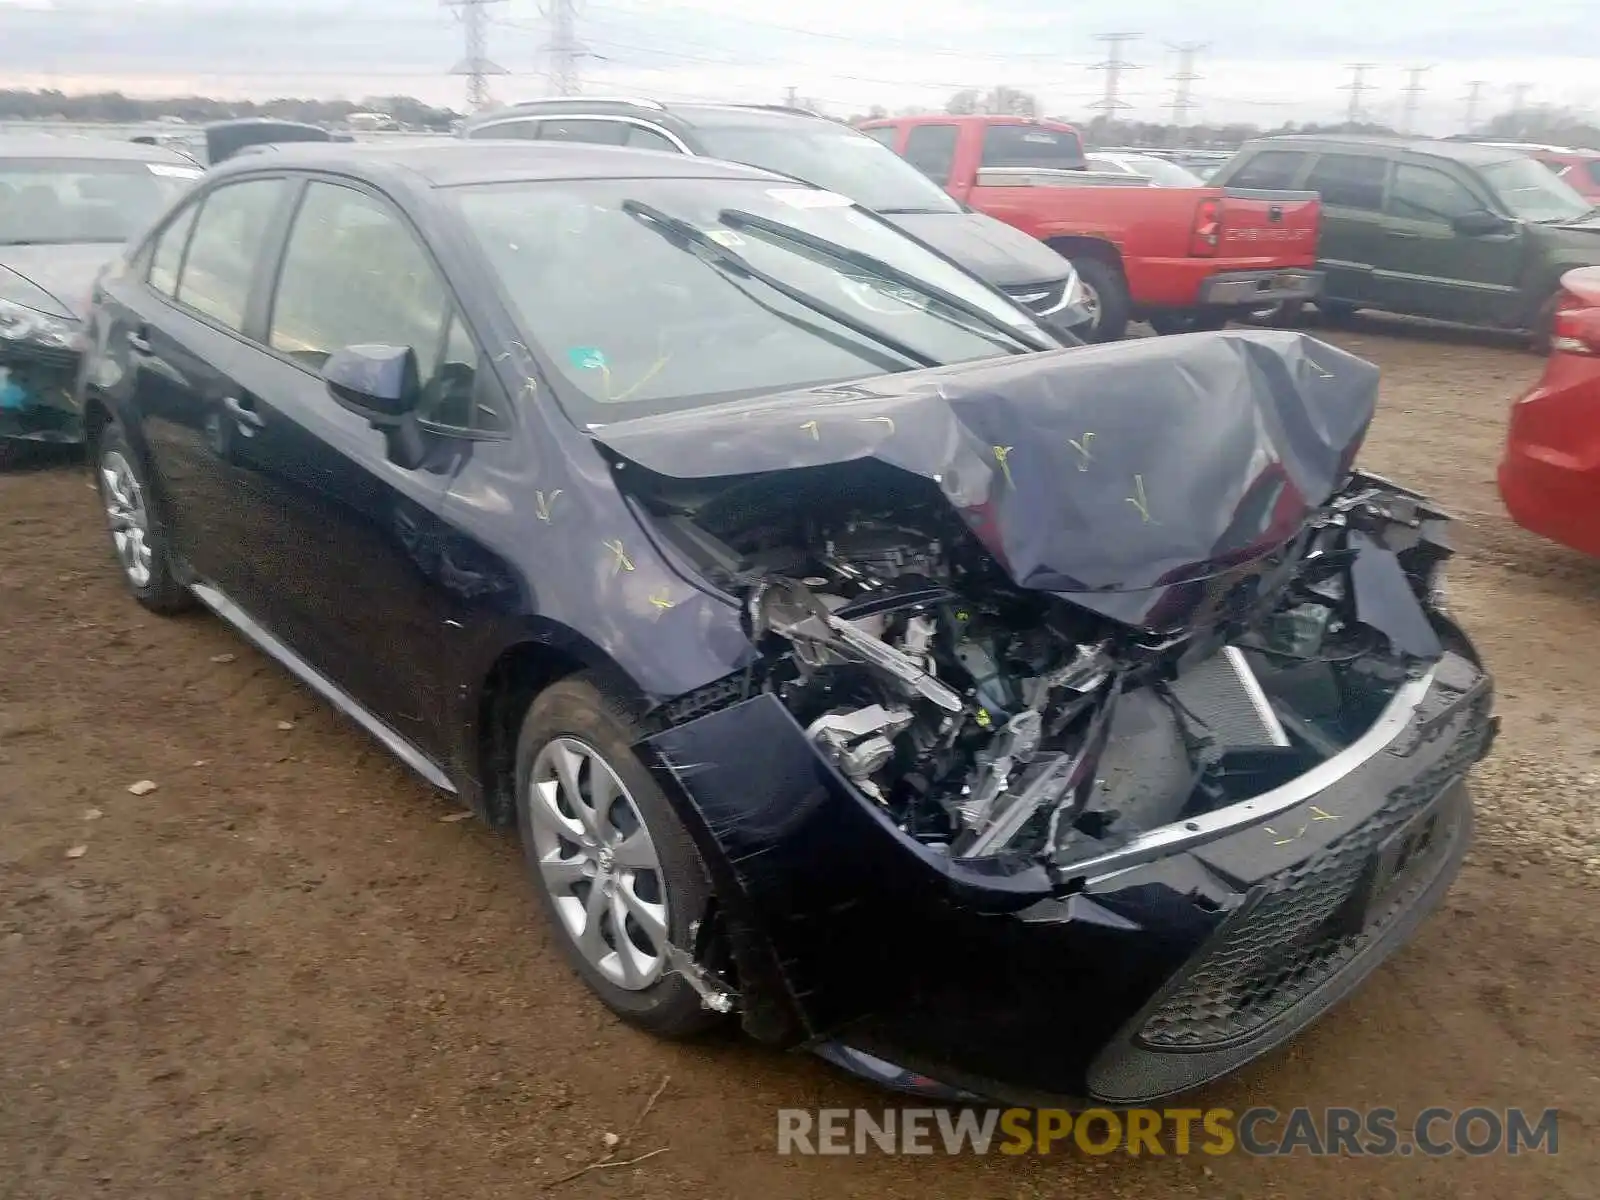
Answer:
1 0 1596 133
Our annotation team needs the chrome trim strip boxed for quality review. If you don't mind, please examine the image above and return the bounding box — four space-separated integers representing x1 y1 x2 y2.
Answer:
1065 666 1438 881
466 114 692 154
190 583 457 794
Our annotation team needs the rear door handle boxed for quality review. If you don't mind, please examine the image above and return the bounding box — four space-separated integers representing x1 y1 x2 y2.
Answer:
1384 230 1422 239
223 394 265 432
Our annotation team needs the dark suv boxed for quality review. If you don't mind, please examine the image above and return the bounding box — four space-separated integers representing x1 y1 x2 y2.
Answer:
459 98 1088 331
1213 134 1600 340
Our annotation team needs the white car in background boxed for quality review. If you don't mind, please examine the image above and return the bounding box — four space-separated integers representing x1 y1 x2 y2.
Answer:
1083 151 1207 187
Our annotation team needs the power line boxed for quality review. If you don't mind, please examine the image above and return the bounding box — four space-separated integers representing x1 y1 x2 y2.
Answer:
442 0 507 111
1088 32 1141 121
1167 41 1205 127
1340 62 1378 124
1463 80 1489 131
1398 64 1431 134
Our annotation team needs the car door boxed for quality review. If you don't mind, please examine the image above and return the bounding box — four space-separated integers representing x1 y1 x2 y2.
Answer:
225 177 509 760
1374 160 1525 323
112 176 295 600
1299 151 1390 307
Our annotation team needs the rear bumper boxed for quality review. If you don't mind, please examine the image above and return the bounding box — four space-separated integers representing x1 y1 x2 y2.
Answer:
1197 268 1324 308
1498 355 1600 559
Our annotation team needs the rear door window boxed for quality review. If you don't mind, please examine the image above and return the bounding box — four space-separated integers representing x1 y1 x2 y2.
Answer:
980 125 1085 169
174 178 287 331
538 119 628 145
1304 153 1388 210
1228 150 1307 190
902 124 958 184
473 118 540 140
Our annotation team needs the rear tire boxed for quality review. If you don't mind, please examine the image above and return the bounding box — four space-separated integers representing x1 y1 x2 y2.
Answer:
1068 257 1131 343
514 673 725 1039
91 421 194 615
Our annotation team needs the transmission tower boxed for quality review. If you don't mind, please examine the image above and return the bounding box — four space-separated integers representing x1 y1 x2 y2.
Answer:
1340 63 1378 125
443 0 508 112
1088 33 1142 123
541 0 587 97
1509 82 1533 113
1463 80 1489 131
1167 42 1206 127
1398 65 1431 134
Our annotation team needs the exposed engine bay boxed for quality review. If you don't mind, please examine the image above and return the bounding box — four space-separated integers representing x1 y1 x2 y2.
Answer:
624 453 1455 865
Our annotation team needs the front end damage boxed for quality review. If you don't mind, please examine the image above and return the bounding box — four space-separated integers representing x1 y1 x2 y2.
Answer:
603 331 1497 1103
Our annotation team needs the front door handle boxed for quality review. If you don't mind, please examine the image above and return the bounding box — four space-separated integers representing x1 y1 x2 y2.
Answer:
126 331 153 354
223 394 265 432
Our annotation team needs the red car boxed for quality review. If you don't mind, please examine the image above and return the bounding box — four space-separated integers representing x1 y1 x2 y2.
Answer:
1499 267 1600 557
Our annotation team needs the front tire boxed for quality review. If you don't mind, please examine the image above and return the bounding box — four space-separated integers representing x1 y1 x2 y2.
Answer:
1067 257 1131 343
92 421 193 614
514 673 725 1038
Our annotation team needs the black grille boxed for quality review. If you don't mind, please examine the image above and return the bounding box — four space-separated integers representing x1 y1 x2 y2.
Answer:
1138 697 1490 1050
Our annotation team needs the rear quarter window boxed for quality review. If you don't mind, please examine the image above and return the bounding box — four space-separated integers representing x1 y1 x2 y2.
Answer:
1227 150 1307 190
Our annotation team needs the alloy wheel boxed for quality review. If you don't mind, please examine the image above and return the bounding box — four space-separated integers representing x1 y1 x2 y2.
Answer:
527 736 671 991
100 449 153 588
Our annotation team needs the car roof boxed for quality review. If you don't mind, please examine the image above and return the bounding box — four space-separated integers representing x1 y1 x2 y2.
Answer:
1244 133 1527 166
0 135 199 165
461 98 848 133
204 138 800 188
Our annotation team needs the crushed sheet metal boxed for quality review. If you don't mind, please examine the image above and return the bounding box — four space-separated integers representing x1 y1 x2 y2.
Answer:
594 330 1379 632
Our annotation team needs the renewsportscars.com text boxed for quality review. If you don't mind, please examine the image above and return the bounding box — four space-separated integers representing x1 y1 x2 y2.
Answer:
776 1106 1560 1157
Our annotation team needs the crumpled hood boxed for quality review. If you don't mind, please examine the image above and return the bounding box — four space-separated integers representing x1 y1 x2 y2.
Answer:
0 244 118 320
882 210 1076 289
595 330 1379 632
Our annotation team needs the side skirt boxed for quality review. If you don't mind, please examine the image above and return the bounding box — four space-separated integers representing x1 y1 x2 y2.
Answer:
189 582 457 794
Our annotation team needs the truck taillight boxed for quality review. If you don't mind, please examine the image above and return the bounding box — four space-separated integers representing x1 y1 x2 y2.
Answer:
1189 198 1220 257
1551 297 1600 355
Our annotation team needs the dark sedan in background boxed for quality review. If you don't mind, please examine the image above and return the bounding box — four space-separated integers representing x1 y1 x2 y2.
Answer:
0 136 201 464
75 140 1493 1105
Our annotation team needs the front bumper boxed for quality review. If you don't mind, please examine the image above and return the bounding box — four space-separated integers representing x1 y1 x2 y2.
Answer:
1001 278 1090 332
0 345 84 445
1197 268 1324 309
644 645 1494 1106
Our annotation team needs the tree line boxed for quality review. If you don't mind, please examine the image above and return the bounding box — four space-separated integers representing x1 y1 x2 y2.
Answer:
0 89 461 131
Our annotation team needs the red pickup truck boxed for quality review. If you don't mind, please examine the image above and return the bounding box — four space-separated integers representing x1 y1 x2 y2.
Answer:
859 115 1324 341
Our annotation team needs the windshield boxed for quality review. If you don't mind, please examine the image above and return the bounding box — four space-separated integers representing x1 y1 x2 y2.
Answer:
691 123 962 215
450 177 1049 421
1118 156 1205 187
1481 156 1591 223
0 158 201 245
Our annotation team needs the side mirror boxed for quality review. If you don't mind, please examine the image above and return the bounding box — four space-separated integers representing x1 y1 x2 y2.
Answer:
1451 210 1511 237
322 344 419 427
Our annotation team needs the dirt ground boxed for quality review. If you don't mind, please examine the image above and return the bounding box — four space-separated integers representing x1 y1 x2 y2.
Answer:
3 317 1597 1199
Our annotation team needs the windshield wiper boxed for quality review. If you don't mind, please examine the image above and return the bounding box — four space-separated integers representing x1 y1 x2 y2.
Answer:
719 208 1056 354
620 199 937 370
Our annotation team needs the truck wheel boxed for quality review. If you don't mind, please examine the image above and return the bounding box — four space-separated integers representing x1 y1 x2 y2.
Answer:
1068 258 1130 343
1148 310 1231 335
514 672 727 1039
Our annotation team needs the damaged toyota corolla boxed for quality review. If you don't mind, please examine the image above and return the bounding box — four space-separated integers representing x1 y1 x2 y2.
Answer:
82 144 1496 1108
